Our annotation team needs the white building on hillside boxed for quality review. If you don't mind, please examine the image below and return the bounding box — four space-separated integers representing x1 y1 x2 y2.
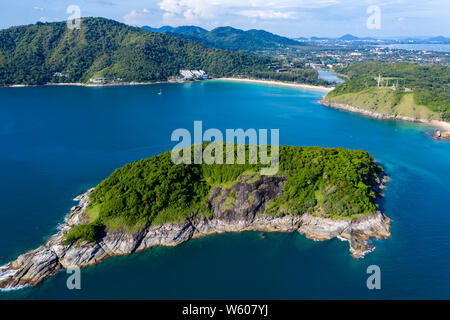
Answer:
180 70 208 80
90 78 106 84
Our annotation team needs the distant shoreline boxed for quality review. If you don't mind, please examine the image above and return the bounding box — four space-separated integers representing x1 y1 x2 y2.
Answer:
212 78 334 92
7 80 197 88
6 78 335 92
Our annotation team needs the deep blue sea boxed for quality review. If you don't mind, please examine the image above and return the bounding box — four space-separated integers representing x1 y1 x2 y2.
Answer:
0 81 449 299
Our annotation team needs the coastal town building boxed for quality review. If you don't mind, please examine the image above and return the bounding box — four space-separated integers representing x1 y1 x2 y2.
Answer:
179 70 209 80
89 78 106 84
53 72 70 77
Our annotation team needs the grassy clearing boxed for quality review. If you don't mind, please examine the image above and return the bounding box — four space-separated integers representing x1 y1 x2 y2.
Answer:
327 88 440 120
85 206 100 223
222 190 236 210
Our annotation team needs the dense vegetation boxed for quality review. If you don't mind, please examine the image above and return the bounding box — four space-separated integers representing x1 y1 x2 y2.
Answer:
64 144 383 244
328 62 450 121
0 18 272 86
146 25 304 52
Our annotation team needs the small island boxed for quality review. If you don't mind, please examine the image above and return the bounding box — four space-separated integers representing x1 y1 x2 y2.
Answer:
0 145 391 290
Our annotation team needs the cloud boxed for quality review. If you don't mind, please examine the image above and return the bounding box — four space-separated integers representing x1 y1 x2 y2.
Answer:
237 10 297 20
33 7 44 11
122 0 448 37
86 0 116 5
124 8 152 25
158 0 340 23
39 17 47 23
159 0 213 21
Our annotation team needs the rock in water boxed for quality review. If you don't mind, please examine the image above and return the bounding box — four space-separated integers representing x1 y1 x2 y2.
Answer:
433 129 450 141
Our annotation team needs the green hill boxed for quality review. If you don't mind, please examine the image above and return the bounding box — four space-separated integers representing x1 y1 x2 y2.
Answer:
154 26 326 85
63 144 383 244
148 25 304 52
0 18 271 86
327 62 450 121
326 88 440 121
170 26 209 37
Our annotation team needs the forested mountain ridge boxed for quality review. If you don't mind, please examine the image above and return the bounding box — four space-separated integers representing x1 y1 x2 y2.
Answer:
0 17 272 86
142 25 304 52
143 25 208 37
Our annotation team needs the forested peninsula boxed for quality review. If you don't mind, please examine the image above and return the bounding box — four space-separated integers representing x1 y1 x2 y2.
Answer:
0 145 391 291
0 17 327 87
0 18 270 86
319 62 450 139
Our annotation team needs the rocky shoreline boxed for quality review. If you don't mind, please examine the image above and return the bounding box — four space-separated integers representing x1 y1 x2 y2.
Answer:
0 175 391 291
432 129 450 141
319 99 450 141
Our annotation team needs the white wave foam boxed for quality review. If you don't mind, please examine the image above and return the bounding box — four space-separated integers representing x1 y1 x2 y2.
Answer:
0 283 28 292
359 240 376 258
359 246 376 258
0 265 16 282
0 265 29 292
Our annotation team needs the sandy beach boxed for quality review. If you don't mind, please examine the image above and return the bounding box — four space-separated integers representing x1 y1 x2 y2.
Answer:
7 78 334 92
429 120 450 131
212 78 334 92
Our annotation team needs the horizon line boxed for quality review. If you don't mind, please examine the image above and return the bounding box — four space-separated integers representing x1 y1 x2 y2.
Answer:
1 16 449 40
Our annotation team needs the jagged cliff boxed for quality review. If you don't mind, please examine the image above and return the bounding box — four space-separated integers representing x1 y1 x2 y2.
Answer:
0 174 391 291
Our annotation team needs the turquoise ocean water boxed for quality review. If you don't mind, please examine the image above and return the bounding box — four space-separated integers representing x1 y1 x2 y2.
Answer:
0 81 449 299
